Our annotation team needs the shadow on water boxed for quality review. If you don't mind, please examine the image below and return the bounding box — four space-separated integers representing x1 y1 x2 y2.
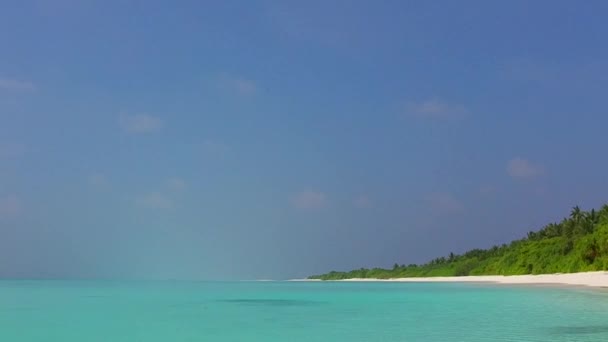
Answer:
549 325 608 335
218 299 324 307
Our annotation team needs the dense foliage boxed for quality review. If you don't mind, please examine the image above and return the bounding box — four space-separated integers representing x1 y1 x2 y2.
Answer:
309 205 608 280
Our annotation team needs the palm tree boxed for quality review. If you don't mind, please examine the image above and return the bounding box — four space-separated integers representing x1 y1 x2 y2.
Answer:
570 206 588 235
599 205 608 222
588 209 598 224
578 209 598 234
570 206 582 223
563 218 575 238
542 223 557 238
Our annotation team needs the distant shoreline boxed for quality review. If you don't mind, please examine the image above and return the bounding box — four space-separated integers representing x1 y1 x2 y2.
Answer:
293 271 608 288
307 205 608 284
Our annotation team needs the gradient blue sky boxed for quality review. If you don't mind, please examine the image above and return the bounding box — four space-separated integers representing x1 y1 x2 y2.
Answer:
1 0 608 280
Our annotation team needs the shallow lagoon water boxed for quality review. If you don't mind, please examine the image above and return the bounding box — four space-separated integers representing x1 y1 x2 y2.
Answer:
1 280 607 341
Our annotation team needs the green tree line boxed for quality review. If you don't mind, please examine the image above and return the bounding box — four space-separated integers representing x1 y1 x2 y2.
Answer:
309 205 608 280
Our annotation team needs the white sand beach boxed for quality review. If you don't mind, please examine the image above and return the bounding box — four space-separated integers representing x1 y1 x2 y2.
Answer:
331 271 608 288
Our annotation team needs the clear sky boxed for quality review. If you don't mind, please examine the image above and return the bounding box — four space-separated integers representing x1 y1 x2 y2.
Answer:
1 0 608 280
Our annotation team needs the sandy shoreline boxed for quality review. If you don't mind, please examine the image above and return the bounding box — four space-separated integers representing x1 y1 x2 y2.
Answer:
295 271 608 288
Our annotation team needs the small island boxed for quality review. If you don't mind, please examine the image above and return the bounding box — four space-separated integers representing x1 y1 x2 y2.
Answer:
310 205 608 282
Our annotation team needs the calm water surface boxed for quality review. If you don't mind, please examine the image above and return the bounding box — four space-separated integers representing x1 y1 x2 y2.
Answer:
1 281 607 341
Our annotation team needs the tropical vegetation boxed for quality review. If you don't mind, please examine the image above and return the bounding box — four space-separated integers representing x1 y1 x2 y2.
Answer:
309 205 608 280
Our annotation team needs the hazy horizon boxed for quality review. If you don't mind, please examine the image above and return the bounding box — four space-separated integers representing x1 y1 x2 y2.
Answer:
2 0 608 280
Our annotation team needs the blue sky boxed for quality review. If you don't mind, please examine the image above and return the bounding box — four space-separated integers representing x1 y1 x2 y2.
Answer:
1 0 608 280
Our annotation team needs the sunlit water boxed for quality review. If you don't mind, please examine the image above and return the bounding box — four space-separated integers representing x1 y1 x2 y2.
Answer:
1 280 608 341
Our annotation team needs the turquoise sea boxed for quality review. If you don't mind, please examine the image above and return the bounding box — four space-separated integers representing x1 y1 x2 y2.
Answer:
1 280 608 341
